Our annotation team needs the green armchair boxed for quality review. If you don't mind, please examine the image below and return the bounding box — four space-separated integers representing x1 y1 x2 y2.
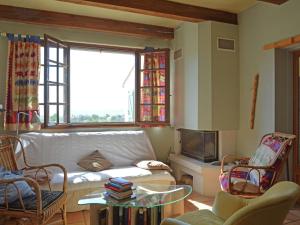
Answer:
161 181 300 225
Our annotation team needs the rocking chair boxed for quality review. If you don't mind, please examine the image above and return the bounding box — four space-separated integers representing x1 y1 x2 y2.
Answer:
0 135 67 225
219 132 296 197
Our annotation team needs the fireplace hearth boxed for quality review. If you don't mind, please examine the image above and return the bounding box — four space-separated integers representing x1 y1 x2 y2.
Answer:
179 129 218 162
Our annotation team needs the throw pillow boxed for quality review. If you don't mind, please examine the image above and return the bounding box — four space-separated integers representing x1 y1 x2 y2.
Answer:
134 160 172 172
77 150 112 172
0 167 35 205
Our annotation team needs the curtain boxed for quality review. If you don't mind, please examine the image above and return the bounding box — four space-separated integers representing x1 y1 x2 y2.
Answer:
4 34 41 132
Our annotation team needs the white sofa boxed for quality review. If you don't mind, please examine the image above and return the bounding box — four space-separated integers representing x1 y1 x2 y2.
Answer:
19 130 175 212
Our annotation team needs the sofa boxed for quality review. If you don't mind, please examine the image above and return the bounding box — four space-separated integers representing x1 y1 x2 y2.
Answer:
18 130 175 212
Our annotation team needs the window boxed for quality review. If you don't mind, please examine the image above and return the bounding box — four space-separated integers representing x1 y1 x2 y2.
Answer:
40 35 169 127
70 49 135 123
137 50 170 125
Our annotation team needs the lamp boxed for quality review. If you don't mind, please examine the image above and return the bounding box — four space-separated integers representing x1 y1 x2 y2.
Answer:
16 110 41 135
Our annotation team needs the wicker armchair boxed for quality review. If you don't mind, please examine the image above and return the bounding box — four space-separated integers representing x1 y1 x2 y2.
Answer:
219 132 296 198
0 135 67 225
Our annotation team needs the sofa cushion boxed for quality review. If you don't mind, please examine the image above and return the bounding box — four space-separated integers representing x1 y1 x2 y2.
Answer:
49 166 173 191
134 160 172 172
77 150 112 172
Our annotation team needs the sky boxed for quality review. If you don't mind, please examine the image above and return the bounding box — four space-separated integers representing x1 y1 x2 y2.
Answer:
70 49 135 118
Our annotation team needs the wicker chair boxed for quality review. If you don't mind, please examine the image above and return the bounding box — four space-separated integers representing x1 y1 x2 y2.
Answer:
0 135 67 225
219 132 296 198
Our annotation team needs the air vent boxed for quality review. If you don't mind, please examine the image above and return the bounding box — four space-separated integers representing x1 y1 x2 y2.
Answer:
217 37 235 52
174 49 182 60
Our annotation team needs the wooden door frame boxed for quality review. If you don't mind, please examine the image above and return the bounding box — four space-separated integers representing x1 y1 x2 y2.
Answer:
293 50 300 183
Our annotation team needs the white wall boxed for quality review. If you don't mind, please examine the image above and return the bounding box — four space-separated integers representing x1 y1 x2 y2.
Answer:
237 0 299 156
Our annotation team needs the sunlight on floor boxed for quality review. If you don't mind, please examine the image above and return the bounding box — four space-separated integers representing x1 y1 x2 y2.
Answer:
187 199 212 210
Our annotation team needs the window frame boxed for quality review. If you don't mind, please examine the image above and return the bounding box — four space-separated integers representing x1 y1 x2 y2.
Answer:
41 39 170 128
136 49 170 126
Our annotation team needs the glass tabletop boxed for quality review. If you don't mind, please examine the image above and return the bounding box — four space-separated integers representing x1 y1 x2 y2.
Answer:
78 184 192 208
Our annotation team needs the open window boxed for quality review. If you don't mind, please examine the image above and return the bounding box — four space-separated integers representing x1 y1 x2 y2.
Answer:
136 49 170 126
42 34 70 127
40 35 169 128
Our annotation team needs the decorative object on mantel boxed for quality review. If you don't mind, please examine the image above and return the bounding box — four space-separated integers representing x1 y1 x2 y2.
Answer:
250 74 259 129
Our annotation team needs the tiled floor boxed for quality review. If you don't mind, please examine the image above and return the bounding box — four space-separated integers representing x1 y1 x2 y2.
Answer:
3 192 300 224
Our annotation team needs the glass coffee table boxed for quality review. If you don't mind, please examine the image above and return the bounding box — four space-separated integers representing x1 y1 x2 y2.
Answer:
78 184 192 225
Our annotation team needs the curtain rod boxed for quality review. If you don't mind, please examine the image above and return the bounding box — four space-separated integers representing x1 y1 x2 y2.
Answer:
0 32 41 38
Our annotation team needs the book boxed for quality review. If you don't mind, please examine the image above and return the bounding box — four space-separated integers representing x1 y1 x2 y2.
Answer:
106 189 133 198
98 208 108 225
105 182 132 192
104 192 136 203
109 177 133 187
113 207 120 225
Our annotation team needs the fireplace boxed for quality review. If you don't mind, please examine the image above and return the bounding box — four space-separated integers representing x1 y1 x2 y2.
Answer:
179 129 218 162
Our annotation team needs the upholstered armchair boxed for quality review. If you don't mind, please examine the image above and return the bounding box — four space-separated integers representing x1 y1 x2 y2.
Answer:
219 132 295 197
161 181 300 225
0 135 67 225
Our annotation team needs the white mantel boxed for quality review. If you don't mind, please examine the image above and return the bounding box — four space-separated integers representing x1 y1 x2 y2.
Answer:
170 154 221 196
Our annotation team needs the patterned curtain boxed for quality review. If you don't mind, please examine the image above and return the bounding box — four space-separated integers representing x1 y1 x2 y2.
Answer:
4 34 41 132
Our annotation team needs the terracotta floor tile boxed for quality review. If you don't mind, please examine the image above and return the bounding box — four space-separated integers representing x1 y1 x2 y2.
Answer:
67 211 84 224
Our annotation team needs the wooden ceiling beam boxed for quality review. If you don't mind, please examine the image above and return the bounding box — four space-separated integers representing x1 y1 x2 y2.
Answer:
58 0 238 25
258 0 289 5
0 5 174 39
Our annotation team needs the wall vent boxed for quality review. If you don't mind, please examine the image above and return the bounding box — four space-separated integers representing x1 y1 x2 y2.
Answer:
217 37 235 52
174 49 182 60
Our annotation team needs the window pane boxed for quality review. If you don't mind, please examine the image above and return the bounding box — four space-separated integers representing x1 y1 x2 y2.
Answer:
59 67 65 83
40 66 44 84
141 53 152 70
40 47 44 65
38 85 44 104
49 85 57 103
59 85 65 103
153 70 165 86
153 52 166 69
49 105 57 124
70 49 135 123
59 105 67 123
140 88 151 104
140 105 151 121
49 47 57 62
153 87 165 104
153 105 165 122
59 47 64 64
49 66 57 82
39 105 44 123
140 71 152 87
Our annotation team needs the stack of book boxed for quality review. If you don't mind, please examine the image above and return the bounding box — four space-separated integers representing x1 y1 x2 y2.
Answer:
105 177 134 200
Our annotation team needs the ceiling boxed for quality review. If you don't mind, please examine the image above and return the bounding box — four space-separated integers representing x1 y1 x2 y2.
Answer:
0 0 257 28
